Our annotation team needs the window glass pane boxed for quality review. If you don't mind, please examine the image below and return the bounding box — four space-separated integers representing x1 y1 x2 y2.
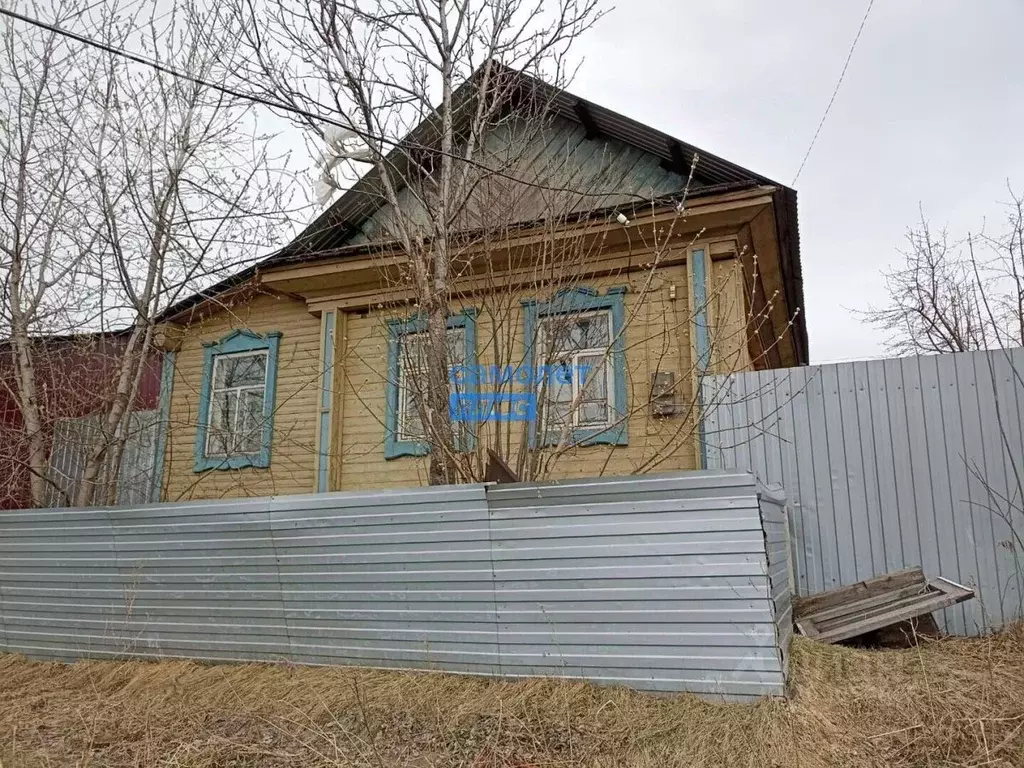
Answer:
400 334 425 370
537 312 613 435
575 314 610 348
545 400 571 433
235 354 267 387
579 354 608 399
402 328 465 368
400 385 424 440
446 327 465 365
213 352 267 389
542 311 610 356
206 390 235 455
237 388 265 453
541 318 573 357
397 326 466 441
213 357 230 388
230 353 267 387
207 362 268 457
578 354 609 426
546 365 573 403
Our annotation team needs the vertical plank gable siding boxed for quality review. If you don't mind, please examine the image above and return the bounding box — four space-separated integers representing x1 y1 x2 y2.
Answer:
348 116 686 244
702 348 1024 635
0 470 790 701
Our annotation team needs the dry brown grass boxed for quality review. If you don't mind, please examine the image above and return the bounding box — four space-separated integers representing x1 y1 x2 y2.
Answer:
0 625 1022 767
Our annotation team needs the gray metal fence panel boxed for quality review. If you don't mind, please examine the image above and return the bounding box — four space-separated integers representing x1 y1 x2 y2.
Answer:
486 472 786 699
0 471 788 701
703 348 1024 635
757 487 792 675
268 487 499 675
44 410 159 509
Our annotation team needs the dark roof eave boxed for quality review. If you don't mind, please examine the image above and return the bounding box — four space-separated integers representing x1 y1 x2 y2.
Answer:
156 264 260 325
258 178 767 270
772 186 808 364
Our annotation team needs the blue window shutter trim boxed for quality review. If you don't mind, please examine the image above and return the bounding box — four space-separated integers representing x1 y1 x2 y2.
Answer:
193 329 281 472
384 309 477 459
150 350 176 502
454 309 479 453
521 286 629 448
316 311 336 492
691 247 710 468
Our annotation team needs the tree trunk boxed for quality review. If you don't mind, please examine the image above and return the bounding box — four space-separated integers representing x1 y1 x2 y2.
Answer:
74 323 149 507
12 334 49 506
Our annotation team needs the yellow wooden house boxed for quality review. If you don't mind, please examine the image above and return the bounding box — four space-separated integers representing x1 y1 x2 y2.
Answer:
153 72 807 501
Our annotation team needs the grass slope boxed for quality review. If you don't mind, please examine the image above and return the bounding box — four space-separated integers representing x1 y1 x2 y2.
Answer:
0 625 1022 767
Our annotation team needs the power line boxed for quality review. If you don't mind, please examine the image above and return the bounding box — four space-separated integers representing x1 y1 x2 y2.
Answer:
0 6 704 211
0 6 349 131
791 0 875 186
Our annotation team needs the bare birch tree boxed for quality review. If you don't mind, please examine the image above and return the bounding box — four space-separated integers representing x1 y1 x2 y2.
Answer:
0 0 103 505
0 0 293 507
70 0 293 506
231 0 604 483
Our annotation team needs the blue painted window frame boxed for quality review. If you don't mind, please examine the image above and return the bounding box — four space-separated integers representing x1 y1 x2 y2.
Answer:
193 329 281 472
522 286 628 448
315 310 336 493
150 349 177 500
384 309 477 459
690 246 710 468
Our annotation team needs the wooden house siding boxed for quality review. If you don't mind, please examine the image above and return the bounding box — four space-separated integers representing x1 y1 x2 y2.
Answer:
161 293 321 500
349 117 687 245
159 245 750 499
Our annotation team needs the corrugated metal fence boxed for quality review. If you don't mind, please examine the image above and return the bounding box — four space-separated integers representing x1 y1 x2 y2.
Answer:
703 347 1024 635
44 410 160 508
0 470 790 701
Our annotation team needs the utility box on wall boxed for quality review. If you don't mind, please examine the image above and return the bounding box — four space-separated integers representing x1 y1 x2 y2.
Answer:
650 371 677 416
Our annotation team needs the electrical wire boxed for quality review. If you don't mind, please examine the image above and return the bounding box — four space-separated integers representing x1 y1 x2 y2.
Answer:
791 0 875 186
0 6 349 131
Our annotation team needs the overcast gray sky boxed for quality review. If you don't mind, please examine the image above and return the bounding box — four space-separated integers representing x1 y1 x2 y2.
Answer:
564 0 1024 363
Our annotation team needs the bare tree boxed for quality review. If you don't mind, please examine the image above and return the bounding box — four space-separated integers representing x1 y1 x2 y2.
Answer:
863 186 1024 615
0 0 293 507
220 0 795 486
863 188 1024 354
231 0 606 483
0 0 103 505
70 0 293 506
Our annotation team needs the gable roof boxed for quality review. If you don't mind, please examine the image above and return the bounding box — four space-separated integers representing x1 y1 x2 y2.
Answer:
270 67 785 262
160 67 806 362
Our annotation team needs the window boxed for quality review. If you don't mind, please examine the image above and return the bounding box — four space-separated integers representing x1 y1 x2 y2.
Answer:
397 326 466 441
522 287 628 447
194 330 281 471
206 352 267 456
538 310 614 431
385 310 477 459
